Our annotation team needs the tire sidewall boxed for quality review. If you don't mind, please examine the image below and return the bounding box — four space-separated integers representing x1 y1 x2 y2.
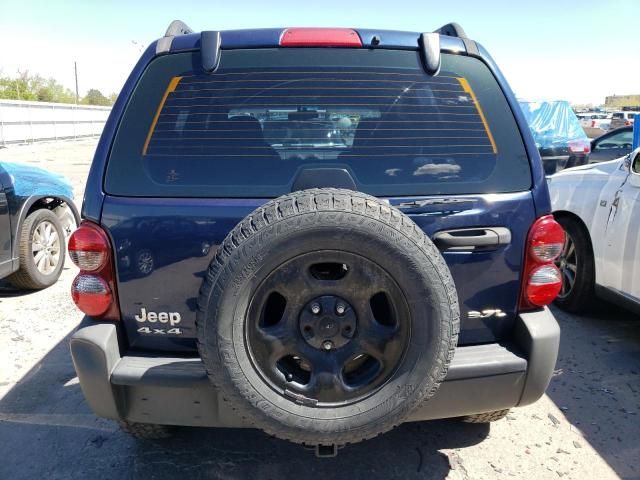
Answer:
554 216 594 310
22 210 66 288
200 207 457 442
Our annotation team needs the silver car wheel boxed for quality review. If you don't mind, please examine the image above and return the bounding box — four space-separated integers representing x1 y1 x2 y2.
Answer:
31 220 61 275
555 232 577 299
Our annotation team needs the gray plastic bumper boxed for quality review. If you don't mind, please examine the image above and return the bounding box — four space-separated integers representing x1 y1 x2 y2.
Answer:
70 308 559 427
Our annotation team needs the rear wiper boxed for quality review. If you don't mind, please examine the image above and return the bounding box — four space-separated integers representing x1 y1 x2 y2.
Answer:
397 198 475 214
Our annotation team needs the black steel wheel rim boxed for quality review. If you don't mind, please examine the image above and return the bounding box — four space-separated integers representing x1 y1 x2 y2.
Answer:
245 250 411 407
556 232 578 299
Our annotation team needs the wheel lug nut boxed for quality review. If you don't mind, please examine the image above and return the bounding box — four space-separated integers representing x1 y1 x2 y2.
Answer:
336 303 346 315
311 303 321 315
322 340 333 351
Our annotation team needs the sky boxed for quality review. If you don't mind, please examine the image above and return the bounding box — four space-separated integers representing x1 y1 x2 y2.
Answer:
0 0 638 105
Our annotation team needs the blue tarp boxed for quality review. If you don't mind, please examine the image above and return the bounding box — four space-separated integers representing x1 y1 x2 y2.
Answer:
518 100 587 149
0 161 74 199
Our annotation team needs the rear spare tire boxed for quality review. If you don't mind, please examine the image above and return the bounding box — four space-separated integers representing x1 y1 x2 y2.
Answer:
197 189 459 445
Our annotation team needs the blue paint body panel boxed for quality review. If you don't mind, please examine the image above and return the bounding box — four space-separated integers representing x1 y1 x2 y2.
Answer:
102 191 535 352
82 27 552 353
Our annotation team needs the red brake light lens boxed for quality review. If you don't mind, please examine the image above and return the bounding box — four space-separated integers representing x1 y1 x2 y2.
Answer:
280 28 362 47
526 265 563 306
520 215 565 310
69 223 109 271
568 139 590 154
529 216 565 262
71 275 112 316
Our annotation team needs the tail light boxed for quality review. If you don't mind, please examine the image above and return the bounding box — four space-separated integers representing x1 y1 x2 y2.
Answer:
69 221 120 320
280 28 362 47
591 120 596 128
568 139 590 154
624 120 631 126
519 215 565 310
68 223 108 271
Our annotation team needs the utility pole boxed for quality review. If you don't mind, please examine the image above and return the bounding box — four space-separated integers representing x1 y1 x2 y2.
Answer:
74 61 79 104
16 69 22 100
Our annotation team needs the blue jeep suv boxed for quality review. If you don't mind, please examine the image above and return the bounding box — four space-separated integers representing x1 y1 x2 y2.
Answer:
69 21 563 454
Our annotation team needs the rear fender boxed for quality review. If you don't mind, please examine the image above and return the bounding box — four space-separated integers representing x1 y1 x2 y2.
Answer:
12 195 79 260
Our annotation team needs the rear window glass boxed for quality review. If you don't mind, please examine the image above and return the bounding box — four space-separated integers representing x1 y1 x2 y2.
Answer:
106 49 530 197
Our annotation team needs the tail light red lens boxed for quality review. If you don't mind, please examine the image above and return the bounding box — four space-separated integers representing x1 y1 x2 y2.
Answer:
71 275 112 316
525 265 563 306
520 215 565 310
69 223 109 271
69 221 120 320
529 216 565 262
568 139 590 154
280 28 362 47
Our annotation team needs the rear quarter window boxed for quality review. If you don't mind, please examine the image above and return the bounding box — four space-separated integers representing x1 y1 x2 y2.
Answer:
106 48 531 197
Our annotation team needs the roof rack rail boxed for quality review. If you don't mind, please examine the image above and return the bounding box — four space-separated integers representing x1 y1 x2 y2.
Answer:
433 22 479 56
433 23 468 39
164 20 193 37
156 20 194 54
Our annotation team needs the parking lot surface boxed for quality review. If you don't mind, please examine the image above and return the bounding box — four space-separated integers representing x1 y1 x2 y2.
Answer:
0 139 639 479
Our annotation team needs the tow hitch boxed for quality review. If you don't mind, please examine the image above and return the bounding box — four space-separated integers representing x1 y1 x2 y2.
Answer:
314 444 339 458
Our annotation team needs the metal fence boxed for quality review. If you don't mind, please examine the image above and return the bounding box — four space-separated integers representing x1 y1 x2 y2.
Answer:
0 99 111 145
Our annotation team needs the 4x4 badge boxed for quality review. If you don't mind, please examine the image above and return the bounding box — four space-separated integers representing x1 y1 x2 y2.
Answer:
467 309 507 319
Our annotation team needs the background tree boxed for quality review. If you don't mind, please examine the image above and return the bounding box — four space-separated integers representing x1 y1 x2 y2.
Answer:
81 89 111 106
0 72 76 103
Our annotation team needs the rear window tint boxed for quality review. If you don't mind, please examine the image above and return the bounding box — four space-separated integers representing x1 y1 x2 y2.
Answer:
106 49 530 197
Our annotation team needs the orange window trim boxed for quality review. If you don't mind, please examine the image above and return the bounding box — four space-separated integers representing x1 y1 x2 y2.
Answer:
142 76 183 155
456 77 497 154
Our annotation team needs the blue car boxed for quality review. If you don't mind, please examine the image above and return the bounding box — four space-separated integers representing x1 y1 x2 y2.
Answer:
0 161 79 289
68 21 563 455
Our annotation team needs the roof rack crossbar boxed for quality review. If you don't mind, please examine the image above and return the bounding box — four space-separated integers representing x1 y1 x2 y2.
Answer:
433 22 468 39
157 20 194 54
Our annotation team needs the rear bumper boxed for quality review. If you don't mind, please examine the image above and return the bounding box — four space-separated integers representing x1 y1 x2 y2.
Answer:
70 308 559 427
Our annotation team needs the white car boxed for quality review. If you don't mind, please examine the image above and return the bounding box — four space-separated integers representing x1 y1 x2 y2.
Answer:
549 148 640 313
577 112 611 137
610 111 639 130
